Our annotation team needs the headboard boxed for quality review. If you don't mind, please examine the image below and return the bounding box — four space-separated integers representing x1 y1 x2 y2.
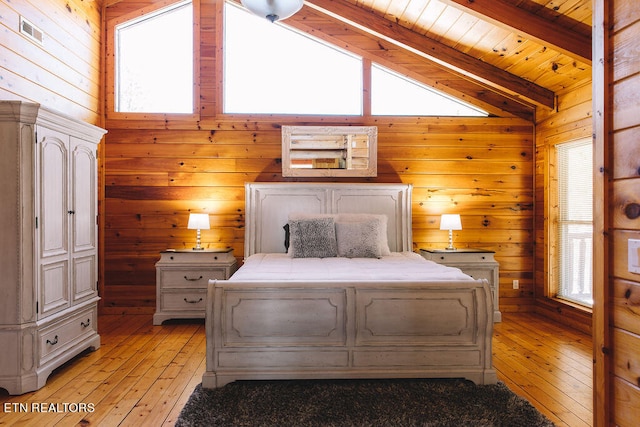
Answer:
244 182 413 258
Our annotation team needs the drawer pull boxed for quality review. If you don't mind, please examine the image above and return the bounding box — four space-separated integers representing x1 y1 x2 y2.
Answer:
184 275 203 281
81 319 91 328
184 297 203 304
46 335 59 346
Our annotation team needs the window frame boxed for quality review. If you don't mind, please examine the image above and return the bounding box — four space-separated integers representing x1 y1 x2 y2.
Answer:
105 0 200 121
105 0 493 122
218 2 488 120
546 137 594 310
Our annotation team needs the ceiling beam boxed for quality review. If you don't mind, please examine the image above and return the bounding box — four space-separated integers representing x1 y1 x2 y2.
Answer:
305 0 555 110
284 6 535 120
440 0 591 64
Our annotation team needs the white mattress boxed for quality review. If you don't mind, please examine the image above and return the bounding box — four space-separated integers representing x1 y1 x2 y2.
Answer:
229 252 474 281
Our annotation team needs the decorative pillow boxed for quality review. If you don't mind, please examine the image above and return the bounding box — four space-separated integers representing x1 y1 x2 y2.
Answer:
335 219 382 258
288 217 338 258
335 214 391 256
286 213 334 255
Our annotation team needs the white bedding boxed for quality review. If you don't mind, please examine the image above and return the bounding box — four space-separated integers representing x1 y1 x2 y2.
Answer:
229 251 474 281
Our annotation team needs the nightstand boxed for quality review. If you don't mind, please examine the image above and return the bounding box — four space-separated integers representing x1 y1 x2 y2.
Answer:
153 249 238 325
420 248 501 322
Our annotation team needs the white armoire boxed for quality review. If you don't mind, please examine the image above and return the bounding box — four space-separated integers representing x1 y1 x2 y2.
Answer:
0 101 106 394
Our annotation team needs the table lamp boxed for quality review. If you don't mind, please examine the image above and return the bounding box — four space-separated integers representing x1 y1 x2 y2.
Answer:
188 213 210 250
440 214 462 250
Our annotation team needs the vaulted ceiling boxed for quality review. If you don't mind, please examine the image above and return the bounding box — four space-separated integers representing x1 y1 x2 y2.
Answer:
105 0 592 121
284 0 592 121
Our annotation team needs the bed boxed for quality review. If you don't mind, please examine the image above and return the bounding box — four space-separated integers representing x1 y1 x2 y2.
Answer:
202 182 497 388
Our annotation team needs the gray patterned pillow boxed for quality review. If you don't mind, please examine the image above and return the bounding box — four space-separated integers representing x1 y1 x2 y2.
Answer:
288 218 338 258
335 219 382 258
335 214 390 256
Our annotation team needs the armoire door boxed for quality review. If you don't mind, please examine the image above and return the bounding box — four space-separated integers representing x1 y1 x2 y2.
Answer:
70 137 98 303
36 126 70 318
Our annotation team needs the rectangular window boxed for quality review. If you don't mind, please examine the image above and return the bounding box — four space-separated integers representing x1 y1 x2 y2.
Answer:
223 2 362 115
556 139 593 307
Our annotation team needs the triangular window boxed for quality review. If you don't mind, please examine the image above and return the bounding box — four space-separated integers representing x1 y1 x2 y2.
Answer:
371 64 487 116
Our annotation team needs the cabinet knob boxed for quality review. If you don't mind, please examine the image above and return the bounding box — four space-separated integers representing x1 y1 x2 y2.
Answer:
184 297 203 304
46 335 59 346
81 319 91 328
67 210 75 214
184 275 203 281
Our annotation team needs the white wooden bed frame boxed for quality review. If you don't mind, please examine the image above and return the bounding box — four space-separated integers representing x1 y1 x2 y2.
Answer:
203 183 496 388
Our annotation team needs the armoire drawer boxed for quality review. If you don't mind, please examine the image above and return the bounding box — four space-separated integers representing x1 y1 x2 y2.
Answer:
39 306 97 363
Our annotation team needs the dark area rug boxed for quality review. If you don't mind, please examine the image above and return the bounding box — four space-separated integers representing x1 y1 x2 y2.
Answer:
175 378 554 426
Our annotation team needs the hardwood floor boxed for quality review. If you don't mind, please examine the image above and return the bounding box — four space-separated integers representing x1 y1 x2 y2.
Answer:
0 312 592 426
493 313 593 427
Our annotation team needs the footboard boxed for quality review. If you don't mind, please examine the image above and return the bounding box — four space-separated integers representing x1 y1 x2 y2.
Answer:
202 279 496 388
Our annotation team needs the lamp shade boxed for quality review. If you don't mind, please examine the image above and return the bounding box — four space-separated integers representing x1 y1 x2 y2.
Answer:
440 214 462 230
187 213 210 230
241 0 304 22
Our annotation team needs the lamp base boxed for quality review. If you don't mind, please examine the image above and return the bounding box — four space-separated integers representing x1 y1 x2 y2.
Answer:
192 229 205 251
444 229 456 251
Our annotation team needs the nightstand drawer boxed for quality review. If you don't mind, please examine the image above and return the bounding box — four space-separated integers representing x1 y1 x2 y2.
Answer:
426 252 495 263
160 268 228 288
160 291 207 311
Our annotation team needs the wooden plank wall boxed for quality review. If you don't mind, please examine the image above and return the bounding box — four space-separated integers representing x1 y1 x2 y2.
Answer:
101 0 534 314
534 80 593 333
610 1 640 424
0 0 102 124
102 117 535 312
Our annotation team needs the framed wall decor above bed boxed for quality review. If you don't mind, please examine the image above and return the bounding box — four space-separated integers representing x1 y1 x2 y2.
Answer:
281 126 378 178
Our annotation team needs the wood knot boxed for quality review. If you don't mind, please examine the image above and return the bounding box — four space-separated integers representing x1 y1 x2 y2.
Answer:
624 203 640 219
627 289 640 306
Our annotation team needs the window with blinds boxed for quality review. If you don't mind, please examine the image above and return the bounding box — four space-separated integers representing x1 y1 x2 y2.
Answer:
557 139 593 307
